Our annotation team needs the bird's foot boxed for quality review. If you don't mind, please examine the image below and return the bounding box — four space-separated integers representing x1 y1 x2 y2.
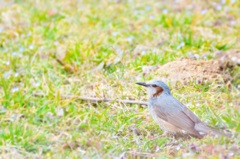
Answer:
150 132 170 140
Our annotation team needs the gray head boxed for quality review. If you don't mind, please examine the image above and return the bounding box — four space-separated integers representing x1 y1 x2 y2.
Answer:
136 80 171 98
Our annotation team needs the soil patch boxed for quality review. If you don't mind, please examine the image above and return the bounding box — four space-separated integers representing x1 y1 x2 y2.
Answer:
146 59 233 84
141 50 240 84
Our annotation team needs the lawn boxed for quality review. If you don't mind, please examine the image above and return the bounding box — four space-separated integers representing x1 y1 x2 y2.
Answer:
0 0 240 158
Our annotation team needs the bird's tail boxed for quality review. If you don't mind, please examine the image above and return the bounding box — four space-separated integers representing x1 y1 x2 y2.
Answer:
194 123 230 137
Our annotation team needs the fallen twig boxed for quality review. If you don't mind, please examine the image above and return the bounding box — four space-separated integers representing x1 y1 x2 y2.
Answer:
123 151 158 158
33 93 148 105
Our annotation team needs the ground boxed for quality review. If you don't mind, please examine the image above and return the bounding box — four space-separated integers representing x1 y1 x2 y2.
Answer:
0 0 240 158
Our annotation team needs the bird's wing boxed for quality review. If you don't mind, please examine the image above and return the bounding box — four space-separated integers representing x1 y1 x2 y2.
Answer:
152 96 202 137
170 98 225 137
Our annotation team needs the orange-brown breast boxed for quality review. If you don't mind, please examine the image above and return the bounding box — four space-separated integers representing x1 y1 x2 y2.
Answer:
153 87 163 97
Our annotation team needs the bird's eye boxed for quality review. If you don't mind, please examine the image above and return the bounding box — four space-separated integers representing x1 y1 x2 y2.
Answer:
152 84 157 87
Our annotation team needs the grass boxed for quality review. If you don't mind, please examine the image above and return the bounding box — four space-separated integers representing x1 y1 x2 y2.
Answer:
0 0 240 158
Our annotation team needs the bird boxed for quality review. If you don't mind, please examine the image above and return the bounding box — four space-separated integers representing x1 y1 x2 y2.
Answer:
136 80 226 139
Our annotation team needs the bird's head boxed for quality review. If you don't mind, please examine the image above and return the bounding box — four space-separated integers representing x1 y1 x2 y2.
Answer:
136 80 171 98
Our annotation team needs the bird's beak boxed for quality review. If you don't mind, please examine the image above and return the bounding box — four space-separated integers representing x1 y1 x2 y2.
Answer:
136 82 148 87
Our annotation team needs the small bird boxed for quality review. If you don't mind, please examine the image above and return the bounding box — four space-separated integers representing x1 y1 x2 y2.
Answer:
136 80 225 139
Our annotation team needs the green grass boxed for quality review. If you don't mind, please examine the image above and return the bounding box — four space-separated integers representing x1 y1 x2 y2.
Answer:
0 0 240 158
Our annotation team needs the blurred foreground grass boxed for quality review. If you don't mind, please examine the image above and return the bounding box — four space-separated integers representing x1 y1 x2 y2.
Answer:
0 0 240 158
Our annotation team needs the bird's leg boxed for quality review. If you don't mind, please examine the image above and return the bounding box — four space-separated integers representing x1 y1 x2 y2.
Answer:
151 131 170 140
172 133 192 140
161 131 171 136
